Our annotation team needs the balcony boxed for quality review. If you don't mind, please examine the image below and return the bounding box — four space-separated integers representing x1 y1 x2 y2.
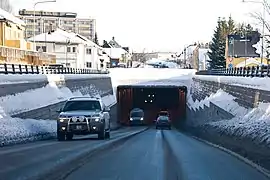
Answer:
0 46 56 65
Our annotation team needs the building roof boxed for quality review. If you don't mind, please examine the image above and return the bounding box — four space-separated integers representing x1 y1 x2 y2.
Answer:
108 37 122 48
0 8 25 26
28 28 100 47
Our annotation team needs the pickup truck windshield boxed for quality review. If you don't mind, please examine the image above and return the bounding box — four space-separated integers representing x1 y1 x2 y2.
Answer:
62 100 101 112
130 111 143 117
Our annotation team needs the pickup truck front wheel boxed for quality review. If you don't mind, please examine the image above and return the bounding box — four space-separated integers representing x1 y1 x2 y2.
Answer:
98 127 106 140
57 131 65 141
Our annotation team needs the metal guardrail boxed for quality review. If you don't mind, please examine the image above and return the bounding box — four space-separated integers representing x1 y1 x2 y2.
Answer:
0 64 109 74
196 65 270 77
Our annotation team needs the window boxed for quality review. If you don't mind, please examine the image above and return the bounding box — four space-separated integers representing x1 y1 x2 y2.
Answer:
67 47 71 52
36 46 47 52
73 47 76 52
62 100 101 112
86 48 91 54
157 116 169 121
130 111 144 117
86 62 92 68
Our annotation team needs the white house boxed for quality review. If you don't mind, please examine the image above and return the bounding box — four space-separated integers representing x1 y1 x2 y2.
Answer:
28 28 109 69
103 48 131 66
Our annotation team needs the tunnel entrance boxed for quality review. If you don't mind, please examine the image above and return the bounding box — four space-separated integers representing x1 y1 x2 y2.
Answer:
117 85 187 126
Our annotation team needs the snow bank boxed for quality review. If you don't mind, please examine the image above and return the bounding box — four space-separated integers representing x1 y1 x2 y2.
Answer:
145 59 180 68
209 102 270 145
0 92 116 146
0 117 56 146
188 89 249 117
194 75 270 91
0 74 110 85
188 89 270 146
0 83 88 116
109 68 196 87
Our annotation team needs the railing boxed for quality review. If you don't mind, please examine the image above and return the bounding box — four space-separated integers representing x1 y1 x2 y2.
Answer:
196 65 270 77
0 45 56 65
0 64 109 74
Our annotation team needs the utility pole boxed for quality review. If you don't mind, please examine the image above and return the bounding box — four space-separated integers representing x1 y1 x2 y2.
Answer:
245 26 247 67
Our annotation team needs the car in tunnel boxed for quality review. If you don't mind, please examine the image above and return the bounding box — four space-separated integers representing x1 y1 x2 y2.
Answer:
155 115 171 130
117 84 187 126
153 110 170 123
56 97 111 141
129 108 144 125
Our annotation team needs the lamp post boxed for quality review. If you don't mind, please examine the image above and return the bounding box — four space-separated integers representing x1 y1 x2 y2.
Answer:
242 0 266 65
33 0 56 49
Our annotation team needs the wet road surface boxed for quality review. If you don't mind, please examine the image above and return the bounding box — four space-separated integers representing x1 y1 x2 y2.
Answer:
0 127 145 180
65 128 269 180
0 127 269 180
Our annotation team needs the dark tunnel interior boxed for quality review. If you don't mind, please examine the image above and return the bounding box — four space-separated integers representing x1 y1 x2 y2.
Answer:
132 87 180 110
117 85 187 125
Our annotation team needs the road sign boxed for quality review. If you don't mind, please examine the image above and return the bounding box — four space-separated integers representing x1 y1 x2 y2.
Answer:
228 63 233 68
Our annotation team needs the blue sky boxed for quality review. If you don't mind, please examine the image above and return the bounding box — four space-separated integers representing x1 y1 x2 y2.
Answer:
11 0 264 52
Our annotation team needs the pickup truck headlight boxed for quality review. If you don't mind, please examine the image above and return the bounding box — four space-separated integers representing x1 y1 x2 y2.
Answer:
95 118 101 122
59 118 69 122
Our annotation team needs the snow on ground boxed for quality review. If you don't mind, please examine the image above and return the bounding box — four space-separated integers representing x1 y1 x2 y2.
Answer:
194 75 270 91
0 81 116 146
187 89 249 117
144 59 180 68
0 117 56 146
188 89 270 146
109 68 196 86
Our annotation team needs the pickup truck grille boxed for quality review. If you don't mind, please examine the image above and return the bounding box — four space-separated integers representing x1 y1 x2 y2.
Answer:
70 116 87 123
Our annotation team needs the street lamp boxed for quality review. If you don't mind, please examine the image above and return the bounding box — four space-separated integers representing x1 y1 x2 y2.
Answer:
33 0 56 49
242 0 266 65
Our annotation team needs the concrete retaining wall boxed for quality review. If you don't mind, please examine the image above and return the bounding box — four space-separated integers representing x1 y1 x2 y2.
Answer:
184 77 270 171
6 74 120 129
191 78 270 108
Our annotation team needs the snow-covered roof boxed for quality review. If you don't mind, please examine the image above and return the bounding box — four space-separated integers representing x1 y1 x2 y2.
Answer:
28 28 100 47
0 8 25 26
103 48 128 59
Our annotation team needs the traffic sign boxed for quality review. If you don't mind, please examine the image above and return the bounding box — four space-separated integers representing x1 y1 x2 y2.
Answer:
228 63 233 68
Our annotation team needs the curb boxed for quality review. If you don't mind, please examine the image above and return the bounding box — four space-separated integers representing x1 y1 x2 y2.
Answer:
33 127 149 180
191 135 270 179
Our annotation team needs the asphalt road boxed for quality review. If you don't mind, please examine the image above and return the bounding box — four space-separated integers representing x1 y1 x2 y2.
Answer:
0 127 145 180
65 128 269 180
0 127 269 180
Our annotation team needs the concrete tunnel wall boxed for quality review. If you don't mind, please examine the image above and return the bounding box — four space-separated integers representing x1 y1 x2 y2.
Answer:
182 77 270 171
0 75 119 130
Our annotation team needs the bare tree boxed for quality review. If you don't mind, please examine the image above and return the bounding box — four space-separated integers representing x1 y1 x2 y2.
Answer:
0 0 13 13
249 0 270 58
